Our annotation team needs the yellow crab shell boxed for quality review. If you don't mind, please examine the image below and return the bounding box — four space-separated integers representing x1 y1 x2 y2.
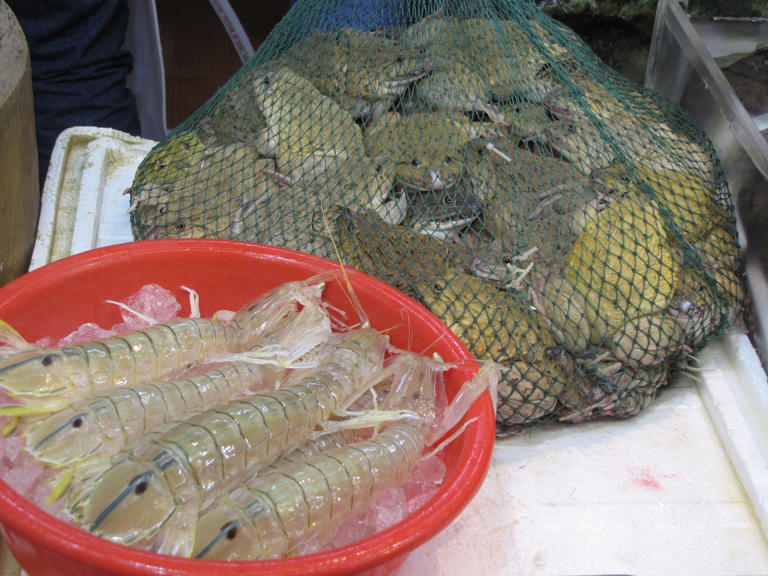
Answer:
566 193 678 343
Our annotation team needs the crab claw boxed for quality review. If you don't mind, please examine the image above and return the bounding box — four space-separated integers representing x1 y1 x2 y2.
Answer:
263 166 292 189
429 170 445 191
484 104 511 129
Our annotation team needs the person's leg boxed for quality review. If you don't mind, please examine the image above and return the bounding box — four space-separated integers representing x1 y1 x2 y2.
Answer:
7 0 141 187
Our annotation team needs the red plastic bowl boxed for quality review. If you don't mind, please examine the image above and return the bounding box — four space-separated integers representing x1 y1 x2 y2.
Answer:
0 240 495 576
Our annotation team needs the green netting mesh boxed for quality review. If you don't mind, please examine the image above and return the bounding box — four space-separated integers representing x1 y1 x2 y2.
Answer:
128 0 744 433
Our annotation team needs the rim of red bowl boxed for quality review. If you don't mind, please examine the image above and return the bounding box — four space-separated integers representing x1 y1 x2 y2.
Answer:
0 240 496 576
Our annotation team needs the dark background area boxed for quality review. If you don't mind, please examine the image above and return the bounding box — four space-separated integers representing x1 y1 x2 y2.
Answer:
155 0 766 130
156 0 291 128
155 0 658 130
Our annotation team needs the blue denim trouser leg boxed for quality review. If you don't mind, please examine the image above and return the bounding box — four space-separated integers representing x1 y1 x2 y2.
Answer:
7 0 141 187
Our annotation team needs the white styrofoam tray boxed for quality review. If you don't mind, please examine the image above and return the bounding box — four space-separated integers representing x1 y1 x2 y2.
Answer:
27 126 768 575
30 126 154 270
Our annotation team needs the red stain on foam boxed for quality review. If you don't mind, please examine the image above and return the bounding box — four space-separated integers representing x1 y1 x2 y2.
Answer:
631 467 662 490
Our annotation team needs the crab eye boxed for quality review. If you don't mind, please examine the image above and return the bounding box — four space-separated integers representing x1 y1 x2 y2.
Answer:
411 158 420 166
375 163 383 173
41 355 54 367
174 220 187 232
445 156 452 163
396 55 404 63
546 346 563 358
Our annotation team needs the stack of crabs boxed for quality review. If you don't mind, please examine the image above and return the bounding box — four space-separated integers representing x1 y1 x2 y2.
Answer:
128 1 744 432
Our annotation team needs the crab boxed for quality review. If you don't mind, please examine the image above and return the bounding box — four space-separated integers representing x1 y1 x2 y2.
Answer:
251 65 366 171
285 28 432 124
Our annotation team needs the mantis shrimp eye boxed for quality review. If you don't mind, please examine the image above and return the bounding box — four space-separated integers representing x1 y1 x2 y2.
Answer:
134 479 149 495
375 164 383 173
396 55 404 63
411 159 420 166
221 522 238 539
445 156 452 164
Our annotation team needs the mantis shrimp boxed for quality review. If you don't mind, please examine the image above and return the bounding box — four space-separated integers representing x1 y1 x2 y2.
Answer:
192 356 499 560
66 327 390 556
0 274 332 414
23 290 334 467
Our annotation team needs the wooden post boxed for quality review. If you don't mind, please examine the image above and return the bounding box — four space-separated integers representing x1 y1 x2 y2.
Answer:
0 1 40 286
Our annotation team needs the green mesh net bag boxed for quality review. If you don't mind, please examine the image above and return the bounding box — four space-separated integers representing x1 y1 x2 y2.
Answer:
128 0 744 433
